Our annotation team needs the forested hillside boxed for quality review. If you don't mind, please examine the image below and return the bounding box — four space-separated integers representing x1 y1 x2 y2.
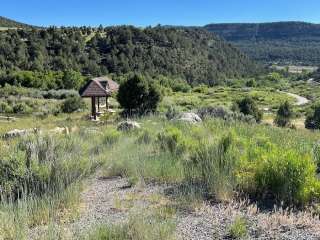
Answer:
205 22 320 65
0 16 32 28
0 25 257 88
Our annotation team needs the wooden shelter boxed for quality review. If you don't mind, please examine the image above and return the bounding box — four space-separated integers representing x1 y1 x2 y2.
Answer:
80 76 119 120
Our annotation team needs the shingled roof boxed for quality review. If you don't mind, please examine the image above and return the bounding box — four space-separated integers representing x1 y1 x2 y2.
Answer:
80 76 119 97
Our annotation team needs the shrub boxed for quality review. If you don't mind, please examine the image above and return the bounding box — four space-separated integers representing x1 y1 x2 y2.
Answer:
12 102 32 114
171 81 191 93
61 96 85 113
305 104 320 130
250 143 318 205
184 133 237 202
193 84 209 94
117 74 162 115
165 106 181 120
274 101 293 127
313 141 320 172
235 96 263 123
0 134 103 199
155 75 191 93
246 79 257 87
157 127 187 155
0 102 13 113
136 129 154 145
228 217 248 239
102 129 121 147
42 89 79 99
197 106 256 124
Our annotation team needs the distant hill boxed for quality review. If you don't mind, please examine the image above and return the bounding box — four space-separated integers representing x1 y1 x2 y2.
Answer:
0 16 32 28
0 26 257 86
204 22 320 65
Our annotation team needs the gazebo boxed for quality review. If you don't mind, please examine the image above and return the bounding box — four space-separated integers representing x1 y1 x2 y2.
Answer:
79 76 119 120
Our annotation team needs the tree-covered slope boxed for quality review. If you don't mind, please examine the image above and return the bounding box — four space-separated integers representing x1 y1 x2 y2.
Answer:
0 16 32 28
205 22 320 65
0 26 257 86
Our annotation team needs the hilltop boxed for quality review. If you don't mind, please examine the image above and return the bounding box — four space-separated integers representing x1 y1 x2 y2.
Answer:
205 21 320 65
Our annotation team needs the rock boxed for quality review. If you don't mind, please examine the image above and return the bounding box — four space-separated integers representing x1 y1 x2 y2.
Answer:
117 120 141 131
3 128 39 139
3 129 28 139
49 127 69 135
175 112 202 124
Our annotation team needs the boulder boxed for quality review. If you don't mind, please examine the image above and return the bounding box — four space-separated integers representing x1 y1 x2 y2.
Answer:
3 128 39 139
175 112 202 124
3 129 28 139
117 120 141 131
49 127 69 135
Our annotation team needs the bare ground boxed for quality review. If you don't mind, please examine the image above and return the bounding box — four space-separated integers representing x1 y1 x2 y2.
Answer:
30 173 320 239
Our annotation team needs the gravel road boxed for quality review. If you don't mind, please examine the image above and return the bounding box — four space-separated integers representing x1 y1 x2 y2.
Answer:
279 91 310 106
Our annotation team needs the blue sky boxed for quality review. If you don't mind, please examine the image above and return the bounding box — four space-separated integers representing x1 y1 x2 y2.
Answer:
1 0 320 27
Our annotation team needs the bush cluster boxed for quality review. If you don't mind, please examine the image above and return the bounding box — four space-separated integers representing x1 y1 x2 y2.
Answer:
197 106 256 124
0 84 79 99
0 133 103 199
61 96 85 113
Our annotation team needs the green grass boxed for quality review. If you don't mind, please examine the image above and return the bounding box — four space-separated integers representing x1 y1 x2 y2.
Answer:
102 116 320 205
82 210 176 240
228 216 248 239
160 86 295 113
1 83 320 238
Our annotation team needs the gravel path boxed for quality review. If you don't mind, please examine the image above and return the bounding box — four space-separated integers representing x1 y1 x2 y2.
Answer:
279 91 310 106
177 202 320 240
70 175 166 238
29 175 320 239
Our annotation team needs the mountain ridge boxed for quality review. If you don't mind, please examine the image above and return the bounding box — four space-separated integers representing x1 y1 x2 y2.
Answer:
204 21 320 65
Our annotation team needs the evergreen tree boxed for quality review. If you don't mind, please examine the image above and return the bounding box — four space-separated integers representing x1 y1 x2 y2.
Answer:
305 104 320 130
117 74 162 115
236 96 263 123
274 101 293 127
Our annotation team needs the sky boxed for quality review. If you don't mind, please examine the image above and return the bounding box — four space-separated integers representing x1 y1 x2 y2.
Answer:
1 0 320 27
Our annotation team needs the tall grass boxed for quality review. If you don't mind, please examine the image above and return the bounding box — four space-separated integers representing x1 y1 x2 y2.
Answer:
102 116 320 206
1 115 320 238
0 128 111 239
184 133 237 202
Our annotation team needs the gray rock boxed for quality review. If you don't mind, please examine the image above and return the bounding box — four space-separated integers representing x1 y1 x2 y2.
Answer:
3 128 39 139
49 127 69 135
174 112 202 124
117 120 141 131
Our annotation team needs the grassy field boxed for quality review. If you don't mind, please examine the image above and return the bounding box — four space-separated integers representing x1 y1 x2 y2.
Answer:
1 80 320 239
161 86 295 112
1 108 320 238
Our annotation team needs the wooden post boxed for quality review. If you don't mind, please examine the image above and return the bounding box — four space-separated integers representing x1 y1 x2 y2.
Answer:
91 97 96 120
106 96 109 110
97 97 100 113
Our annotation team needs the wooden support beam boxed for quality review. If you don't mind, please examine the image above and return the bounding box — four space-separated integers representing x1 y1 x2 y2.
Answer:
97 97 100 112
106 96 109 110
91 97 96 120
